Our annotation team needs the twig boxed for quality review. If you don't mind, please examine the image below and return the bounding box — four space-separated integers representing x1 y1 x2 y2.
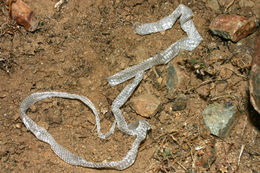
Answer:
185 79 216 94
176 161 187 171
54 0 68 9
187 143 196 173
223 67 248 80
225 0 235 11
238 144 245 166
186 78 229 94
241 117 247 136
210 95 236 101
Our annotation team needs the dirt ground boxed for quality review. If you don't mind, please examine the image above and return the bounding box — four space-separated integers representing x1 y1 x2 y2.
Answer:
0 0 260 172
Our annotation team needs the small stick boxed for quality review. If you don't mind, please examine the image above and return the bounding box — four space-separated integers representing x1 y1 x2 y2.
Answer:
223 67 248 79
225 0 235 11
177 161 187 171
241 117 247 136
238 144 245 166
210 95 235 101
54 0 68 9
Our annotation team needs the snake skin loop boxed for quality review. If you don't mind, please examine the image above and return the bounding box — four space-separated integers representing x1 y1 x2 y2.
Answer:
20 4 202 170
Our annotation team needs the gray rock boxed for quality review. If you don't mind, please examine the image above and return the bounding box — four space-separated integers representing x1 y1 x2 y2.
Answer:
202 103 238 138
166 64 189 99
166 65 178 93
171 94 187 111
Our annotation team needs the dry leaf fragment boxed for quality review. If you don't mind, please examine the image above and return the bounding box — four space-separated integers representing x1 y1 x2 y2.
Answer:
10 0 38 32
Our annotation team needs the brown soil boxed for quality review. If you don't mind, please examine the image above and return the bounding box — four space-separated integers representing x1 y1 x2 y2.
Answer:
0 0 259 172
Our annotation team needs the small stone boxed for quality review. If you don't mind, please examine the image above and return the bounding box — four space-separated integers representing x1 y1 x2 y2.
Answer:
166 64 188 99
159 111 169 124
131 94 161 118
13 112 21 120
30 105 37 113
46 110 62 125
160 31 166 35
171 94 187 111
219 64 234 79
209 14 257 42
207 42 218 51
196 85 210 99
15 123 22 129
78 77 90 88
206 0 220 11
202 103 239 138
166 65 178 93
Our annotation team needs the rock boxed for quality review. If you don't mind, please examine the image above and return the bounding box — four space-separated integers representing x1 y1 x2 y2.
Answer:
206 0 220 11
202 103 239 138
11 0 38 32
131 94 161 118
249 34 260 114
166 64 188 98
158 111 169 124
30 105 37 113
207 42 218 51
209 14 257 42
166 65 178 93
171 94 187 111
196 85 210 99
219 64 234 79
15 123 22 129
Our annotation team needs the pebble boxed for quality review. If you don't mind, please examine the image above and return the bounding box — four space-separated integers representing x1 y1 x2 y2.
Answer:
131 94 161 118
207 42 218 51
15 123 22 129
209 14 257 42
166 65 178 93
196 85 210 99
159 111 169 124
78 77 90 88
219 64 234 79
30 105 37 113
13 112 21 120
206 0 220 11
202 103 239 138
171 94 187 111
